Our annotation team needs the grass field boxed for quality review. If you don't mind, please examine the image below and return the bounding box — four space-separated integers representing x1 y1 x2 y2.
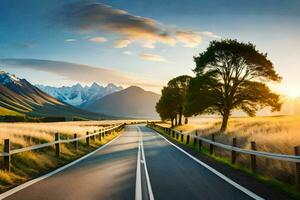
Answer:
0 120 141 192
158 115 300 185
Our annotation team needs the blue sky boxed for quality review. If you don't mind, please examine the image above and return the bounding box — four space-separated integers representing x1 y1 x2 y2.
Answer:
0 0 300 94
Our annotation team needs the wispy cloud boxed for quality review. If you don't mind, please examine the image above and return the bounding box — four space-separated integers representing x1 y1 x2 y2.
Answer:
140 53 169 63
56 2 217 49
114 39 132 48
123 51 133 55
175 31 202 48
88 37 107 43
200 31 221 39
0 58 162 89
64 38 77 42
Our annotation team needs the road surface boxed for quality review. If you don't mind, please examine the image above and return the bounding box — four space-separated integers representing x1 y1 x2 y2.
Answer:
2 125 261 200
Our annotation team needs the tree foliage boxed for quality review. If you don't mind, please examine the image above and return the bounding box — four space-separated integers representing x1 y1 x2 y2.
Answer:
186 39 282 131
167 75 192 124
156 86 180 127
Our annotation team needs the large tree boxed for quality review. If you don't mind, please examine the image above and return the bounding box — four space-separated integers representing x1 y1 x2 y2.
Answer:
167 75 192 125
187 39 282 132
156 86 180 127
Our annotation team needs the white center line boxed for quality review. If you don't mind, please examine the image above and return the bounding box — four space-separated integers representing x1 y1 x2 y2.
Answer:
139 126 155 200
135 129 142 200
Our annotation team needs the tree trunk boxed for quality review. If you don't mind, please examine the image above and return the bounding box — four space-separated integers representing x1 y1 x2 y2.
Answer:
179 112 182 125
220 110 230 132
184 117 188 124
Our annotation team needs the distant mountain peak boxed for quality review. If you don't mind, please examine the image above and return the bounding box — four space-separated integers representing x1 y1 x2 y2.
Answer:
37 83 123 107
0 70 21 85
84 85 160 118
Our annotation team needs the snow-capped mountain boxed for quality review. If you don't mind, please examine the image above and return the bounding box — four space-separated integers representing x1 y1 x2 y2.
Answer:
36 83 123 107
0 70 107 119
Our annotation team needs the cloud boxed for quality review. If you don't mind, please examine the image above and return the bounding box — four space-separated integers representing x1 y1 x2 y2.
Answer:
140 53 168 63
64 38 77 42
175 31 202 47
88 37 107 43
200 31 221 39
56 2 216 48
114 39 132 48
15 43 35 49
123 51 133 55
0 58 162 89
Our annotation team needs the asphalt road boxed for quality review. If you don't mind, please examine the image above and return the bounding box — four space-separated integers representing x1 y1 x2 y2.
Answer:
3 125 261 200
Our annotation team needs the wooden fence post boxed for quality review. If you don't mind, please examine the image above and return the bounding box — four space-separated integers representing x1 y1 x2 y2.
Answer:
55 133 60 159
195 130 198 136
210 134 215 155
181 134 184 142
3 139 10 171
172 131 175 138
294 146 300 190
251 141 257 172
86 132 90 146
193 138 197 148
231 137 237 164
199 139 202 150
74 134 78 150
99 131 102 141
186 135 190 145
176 133 179 140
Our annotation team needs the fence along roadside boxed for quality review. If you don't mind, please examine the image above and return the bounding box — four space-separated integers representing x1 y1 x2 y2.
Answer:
1 123 125 171
148 122 300 190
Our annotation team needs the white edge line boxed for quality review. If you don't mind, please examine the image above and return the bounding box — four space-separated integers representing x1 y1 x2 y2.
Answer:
152 129 264 200
138 127 155 200
0 134 122 200
135 131 142 200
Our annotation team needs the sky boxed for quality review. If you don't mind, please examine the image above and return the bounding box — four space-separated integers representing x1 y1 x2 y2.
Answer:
0 0 300 96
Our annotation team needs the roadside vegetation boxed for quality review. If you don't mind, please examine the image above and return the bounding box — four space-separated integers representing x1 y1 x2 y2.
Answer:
150 119 300 199
0 120 137 192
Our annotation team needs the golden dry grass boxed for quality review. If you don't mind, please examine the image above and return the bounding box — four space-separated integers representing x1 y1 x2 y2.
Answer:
0 120 133 192
162 115 300 184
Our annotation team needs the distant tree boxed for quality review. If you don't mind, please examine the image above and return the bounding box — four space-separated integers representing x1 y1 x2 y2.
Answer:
156 86 180 127
168 75 192 125
187 39 282 132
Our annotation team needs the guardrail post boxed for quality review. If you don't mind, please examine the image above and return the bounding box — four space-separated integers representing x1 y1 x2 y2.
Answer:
251 141 257 172
86 132 90 146
195 130 198 136
176 133 179 140
181 133 184 142
294 146 300 190
74 134 78 150
55 133 60 159
172 131 175 138
3 139 10 171
209 134 215 155
231 137 237 164
186 135 190 145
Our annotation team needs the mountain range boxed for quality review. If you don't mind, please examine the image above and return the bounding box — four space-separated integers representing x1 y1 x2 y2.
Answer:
0 71 107 120
36 83 123 107
0 70 160 119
